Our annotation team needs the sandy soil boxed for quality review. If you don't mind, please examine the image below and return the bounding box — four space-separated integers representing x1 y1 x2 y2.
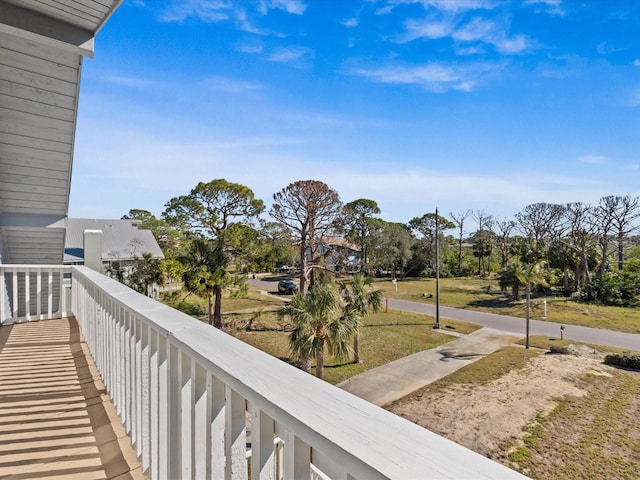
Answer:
387 348 614 461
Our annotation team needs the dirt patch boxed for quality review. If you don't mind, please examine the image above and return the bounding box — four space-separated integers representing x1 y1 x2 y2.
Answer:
387 349 618 466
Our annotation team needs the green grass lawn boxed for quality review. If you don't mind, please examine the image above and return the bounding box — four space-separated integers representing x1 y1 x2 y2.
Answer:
373 277 640 334
232 309 479 385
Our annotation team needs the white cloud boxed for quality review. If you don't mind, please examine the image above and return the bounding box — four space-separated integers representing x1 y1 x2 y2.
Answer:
267 46 314 63
102 76 155 89
347 61 502 92
157 0 231 23
342 17 360 28
452 17 494 42
235 8 270 35
419 0 496 13
597 42 623 55
395 14 533 55
259 0 307 15
634 59 640 67
629 88 640 107
398 18 456 42
203 76 264 92
496 34 531 54
578 155 607 165
524 0 565 16
235 41 264 54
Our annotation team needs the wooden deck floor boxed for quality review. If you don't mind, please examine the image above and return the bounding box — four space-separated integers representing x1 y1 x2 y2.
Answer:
0 318 145 479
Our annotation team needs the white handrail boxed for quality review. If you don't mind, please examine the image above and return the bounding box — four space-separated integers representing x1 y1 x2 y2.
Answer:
71 265 528 480
0 264 71 325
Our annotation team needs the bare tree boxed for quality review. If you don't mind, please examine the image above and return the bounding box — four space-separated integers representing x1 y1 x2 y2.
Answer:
515 202 566 261
495 218 516 269
270 180 344 293
610 195 640 270
564 202 596 297
450 209 471 274
593 196 618 275
472 210 494 275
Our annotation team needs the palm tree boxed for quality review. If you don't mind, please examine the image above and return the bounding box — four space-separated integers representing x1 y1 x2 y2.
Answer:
180 237 227 327
278 285 357 379
338 274 383 364
129 252 163 297
515 262 549 349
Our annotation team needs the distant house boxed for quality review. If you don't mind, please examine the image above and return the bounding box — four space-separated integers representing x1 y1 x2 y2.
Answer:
64 219 164 294
315 235 361 273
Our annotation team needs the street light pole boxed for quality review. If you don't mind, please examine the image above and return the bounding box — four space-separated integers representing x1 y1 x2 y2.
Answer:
435 207 440 330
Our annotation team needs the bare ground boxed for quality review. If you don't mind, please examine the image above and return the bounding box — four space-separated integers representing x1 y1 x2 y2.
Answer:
387 348 640 479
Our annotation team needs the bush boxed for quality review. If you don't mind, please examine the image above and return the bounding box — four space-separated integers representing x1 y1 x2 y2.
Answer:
591 271 640 306
604 353 640 370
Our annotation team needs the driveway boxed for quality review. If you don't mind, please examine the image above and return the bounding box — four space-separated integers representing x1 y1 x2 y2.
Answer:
337 327 522 406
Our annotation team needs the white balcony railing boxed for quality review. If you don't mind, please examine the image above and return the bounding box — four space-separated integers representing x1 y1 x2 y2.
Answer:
2 264 528 479
0 265 71 325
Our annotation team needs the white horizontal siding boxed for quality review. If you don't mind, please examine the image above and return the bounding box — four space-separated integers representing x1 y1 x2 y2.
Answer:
6 0 113 32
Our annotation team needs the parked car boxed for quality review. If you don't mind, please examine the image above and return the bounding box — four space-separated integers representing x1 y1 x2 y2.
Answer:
277 280 298 294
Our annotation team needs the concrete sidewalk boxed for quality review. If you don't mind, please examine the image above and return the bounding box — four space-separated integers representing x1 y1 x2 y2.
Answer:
337 328 522 407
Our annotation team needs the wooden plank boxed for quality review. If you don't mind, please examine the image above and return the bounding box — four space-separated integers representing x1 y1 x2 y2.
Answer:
0 165 71 180
1 150 71 171
0 131 72 154
0 64 78 97
0 199 68 212
7 0 106 32
0 84 76 121
0 45 79 83
1 107 74 139
0 31 78 67
0 181 68 196
0 78 76 110
0 189 69 203
3 227 65 236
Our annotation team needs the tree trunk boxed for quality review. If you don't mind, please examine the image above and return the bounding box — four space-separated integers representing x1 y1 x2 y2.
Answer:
207 291 213 326
315 342 324 379
213 284 223 328
525 284 531 349
301 356 311 373
599 239 608 275
582 250 592 300
353 330 361 364
618 233 624 270
299 242 307 293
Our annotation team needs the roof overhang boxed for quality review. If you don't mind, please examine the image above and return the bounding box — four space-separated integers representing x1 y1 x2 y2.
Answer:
0 0 122 264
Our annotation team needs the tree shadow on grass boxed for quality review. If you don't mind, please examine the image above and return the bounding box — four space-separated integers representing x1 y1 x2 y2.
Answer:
468 298 517 308
362 322 433 328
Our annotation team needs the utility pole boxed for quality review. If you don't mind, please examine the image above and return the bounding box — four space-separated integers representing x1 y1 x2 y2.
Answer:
435 207 441 330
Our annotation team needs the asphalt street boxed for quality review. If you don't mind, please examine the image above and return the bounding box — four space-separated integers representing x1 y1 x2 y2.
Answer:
248 277 640 351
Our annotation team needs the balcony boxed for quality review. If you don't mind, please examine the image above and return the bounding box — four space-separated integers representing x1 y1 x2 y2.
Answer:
0 264 528 479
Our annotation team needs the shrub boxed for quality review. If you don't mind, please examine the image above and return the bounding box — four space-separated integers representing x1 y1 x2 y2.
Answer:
591 271 640 306
604 353 640 370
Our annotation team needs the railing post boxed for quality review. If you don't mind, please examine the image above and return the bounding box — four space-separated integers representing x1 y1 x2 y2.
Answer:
210 374 226 480
225 387 248 480
193 364 209 480
284 430 311 480
150 328 160 480
180 352 193 478
251 405 275 480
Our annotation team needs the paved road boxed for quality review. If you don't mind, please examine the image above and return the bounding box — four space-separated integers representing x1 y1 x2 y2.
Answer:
389 298 640 351
247 278 640 351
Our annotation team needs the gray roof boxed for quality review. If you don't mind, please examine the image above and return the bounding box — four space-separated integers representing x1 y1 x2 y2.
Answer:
64 218 164 263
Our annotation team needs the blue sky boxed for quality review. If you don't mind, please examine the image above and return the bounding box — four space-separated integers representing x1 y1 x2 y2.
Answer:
70 0 640 227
